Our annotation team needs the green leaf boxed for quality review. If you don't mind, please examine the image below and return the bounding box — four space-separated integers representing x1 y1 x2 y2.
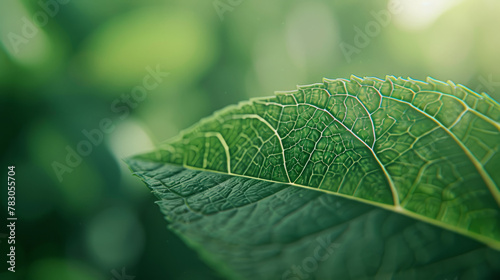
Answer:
127 76 500 279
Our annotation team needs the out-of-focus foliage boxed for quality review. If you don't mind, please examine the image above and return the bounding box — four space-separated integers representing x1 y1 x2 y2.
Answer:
1 0 500 279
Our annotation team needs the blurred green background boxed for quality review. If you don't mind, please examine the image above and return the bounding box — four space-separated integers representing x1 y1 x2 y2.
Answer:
1 0 500 279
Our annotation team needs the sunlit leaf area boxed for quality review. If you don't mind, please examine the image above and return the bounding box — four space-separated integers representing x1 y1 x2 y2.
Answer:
1 0 500 279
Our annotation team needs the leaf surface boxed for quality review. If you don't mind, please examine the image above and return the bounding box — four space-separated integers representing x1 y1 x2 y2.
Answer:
127 76 500 279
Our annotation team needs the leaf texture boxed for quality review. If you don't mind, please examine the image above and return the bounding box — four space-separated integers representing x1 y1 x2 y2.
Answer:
127 159 500 279
127 76 500 279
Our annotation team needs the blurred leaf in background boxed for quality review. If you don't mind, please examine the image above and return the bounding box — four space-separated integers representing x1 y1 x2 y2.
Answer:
1 0 500 279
